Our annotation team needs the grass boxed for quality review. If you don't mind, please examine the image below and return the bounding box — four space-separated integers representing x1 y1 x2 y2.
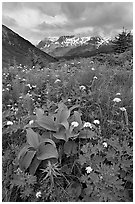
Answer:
2 51 133 202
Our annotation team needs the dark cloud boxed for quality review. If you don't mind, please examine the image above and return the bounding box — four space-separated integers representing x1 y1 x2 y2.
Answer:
2 2 133 44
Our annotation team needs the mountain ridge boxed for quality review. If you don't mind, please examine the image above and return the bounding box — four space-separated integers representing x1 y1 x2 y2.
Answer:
2 25 58 68
36 35 111 57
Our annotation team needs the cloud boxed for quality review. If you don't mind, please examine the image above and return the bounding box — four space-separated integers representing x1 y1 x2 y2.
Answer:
2 15 17 27
2 2 133 44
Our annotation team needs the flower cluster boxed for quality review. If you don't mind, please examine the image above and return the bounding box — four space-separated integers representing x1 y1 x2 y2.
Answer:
86 166 93 174
113 98 121 103
71 121 79 128
79 85 86 91
83 122 93 128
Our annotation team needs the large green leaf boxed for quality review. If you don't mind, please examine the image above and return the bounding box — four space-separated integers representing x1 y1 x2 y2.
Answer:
56 103 70 129
26 128 39 148
53 125 68 141
18 144 30 160
64 141 78 156
37 114 57 131
29 156 41 175
37 143 58 160
19 150 36 171
38 137 56 148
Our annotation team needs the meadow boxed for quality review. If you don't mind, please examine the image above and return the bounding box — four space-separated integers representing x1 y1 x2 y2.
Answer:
2 50 133 201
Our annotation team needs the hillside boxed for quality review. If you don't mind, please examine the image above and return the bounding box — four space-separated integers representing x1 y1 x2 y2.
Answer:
2 25 58 68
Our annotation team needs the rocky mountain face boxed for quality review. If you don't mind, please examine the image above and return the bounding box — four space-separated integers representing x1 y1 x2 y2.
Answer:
36 35 111 57
2 25 58 68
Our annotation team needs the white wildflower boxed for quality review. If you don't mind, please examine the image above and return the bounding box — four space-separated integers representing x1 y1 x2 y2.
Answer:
86 166 93 174
79 85 86 90
93 76 98 80
91 67 95 71
67 99 71 102
120 107 126 112
7 121 13 125
26 84 31 88
54 79 61 83
71 121 79 128
36 191 42 198
22 78 26 81
29 120 34 125
83 122 93 128
113 98 121 103
103 142 108 148
116 93 121 96
90 61 94 64
93 120 100 125
16 167 23 175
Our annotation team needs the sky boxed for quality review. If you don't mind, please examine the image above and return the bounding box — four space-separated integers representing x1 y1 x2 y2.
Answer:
2 2 133 45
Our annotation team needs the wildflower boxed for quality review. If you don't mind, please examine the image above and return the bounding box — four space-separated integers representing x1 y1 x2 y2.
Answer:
7 104 12 107
91 67 95 71
113 98 121 103
36 191 42 198
90 61 94 64
93 120 100 125
120 107 126 112
71 121 79 128
15 167 23 175
93 76 98 80
67 99 71 102
83 122 93 128
116 93 121 96
29 120 34 125
7 121 13 125
26 84 31 88
54 79 61 83
103 142 108 148
79 85 86 91
86 166 93 174
22 78 26 81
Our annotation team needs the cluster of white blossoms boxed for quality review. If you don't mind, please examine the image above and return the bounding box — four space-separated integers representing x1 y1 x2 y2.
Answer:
113 98 121 103
71 121 79 128
120 107 126 112
91 67 95 71
54 79 61 83
29 120 34 125
93 120 100 125
67 99 72 102
116 93 121 96
7 121 13 125
93 76 98 80
83 122 93 129
103 142 108 148
79 85 86 91
36 191 42 198
86 166 93 174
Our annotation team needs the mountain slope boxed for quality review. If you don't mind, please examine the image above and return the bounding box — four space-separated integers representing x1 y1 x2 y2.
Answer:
2 25 58 68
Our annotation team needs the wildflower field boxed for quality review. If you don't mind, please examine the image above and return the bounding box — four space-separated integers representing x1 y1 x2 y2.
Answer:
2 51 133 201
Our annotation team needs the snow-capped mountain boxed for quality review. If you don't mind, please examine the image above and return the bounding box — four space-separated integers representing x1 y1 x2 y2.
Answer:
36 35 111 57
